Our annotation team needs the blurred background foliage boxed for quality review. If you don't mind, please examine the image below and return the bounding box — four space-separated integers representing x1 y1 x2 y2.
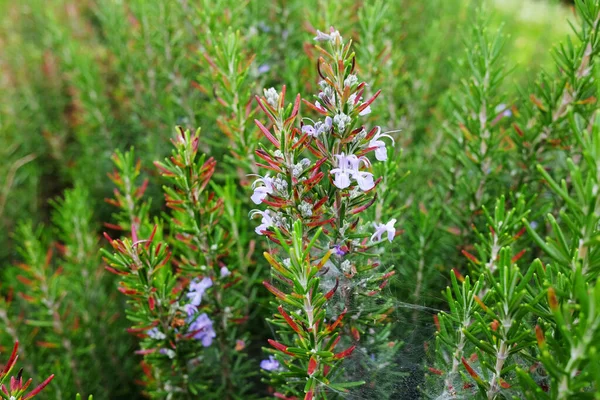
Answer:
0 0 569 264
0 0 574 398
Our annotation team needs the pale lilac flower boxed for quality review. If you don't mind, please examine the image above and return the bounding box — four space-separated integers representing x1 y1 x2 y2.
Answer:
355 170 375 191
188 313 216 347
260 355 281 371
331 153 375 191
258 64 271 74
147 327 166 340
187 277 213 306
253 209 274 235
331 153 353 189
347 155 375 190
333 244 347 257
183 303 197 316
495 103 512 118
220 266 230 278
314 100 327 113
302 117 332 137
251 174 275 204
369 128 395 161
160 348 176 359
359 105 372 116
530 221 539 230
302 124 316 137
314 29 342 42
371 219 397 243
314 30 330 41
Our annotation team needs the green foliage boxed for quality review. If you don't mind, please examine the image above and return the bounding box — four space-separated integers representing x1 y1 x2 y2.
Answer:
3 0 600 399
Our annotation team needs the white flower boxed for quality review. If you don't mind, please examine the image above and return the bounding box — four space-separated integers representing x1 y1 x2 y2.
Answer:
264 87 280 108
252 210 274 235
331 153 353 189
368 128 395 161
220 266 230 278
354 170 375 191
371 219 397 243
251 174 275 204
330 153 374 191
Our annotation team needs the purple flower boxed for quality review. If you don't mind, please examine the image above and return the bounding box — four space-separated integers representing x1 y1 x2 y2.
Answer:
160 348 176 359
495 104 512 118
258 64 271 74
251 174 275 204
333 245 347 257
368 128 395 162
147 327 166 340
188 313 216 347
371 219 397 243
302 117 332 137
260 355 280 371
220 266 230 278
183 303 197 316
252 209 274 235
186 277 213 306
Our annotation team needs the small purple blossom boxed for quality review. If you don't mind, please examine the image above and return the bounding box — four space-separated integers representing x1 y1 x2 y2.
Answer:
220 266 231 278
260 355 281 371
495 103 512 118
302 117 332 137
183 303 197 316
333 244 347 257
258 64 271 74
371 219 397 243
159 348 176 359
186 277 213 306
188 313 216 347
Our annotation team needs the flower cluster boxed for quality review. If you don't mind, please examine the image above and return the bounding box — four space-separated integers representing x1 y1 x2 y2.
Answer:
250 27 400 399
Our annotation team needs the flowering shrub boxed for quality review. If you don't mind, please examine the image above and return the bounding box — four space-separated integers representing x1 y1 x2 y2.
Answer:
2 0 600 399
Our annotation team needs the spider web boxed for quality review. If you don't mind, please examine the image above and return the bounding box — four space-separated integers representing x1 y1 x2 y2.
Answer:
316 268 446 400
